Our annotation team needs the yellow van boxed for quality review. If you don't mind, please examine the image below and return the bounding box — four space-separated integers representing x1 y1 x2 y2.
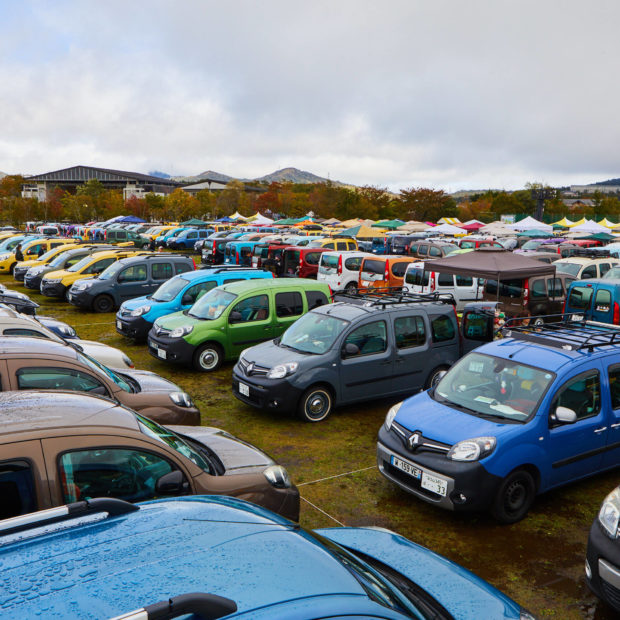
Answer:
0 238 75 275
13 242 81 282
40 249 150 299
306 237 358 251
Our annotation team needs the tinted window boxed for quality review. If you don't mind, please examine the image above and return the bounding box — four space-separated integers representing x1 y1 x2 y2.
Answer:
438 272 453 286
418 245 429 256
347 241 356 250
394 316 426 348
391 262 410 277
531 279 547 299
85 257 115 274
184 280 217 303
567 286 593 310
594 289 612 313
16 367 107 395
361 259 385 276
456 275 473 287
59 448 177 504
344 321 387 356
551 371 600 422
118 264 147 283
306 290 328 309
275 291 303 317
462 311 493 342
599 263 611 276
175 262 192 275
305 252 322 265
428 246 441 257
0 460 36 519
230 294 269 322
609 365 620 410
152 263 173 280
431 315 456 342
409 243 418 254
581 265 597 279
344 256 363 271
3 328 43 338
187 231 197 239
485 279 524 298
547 278 564 297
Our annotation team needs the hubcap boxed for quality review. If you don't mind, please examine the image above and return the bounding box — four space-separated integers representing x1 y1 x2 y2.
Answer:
307 393 328 418
200 350 217 369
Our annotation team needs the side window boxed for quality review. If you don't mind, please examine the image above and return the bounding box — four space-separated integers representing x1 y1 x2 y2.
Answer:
58 448 177 504
118 264 147 283
16 367 108 395
547 278 564 297
117 231 127 240
199 230 208 238
306 290 328 309
581 265 597 279
531 279 547 298
66 256 82 267
409 244 419 255
230 294 269 323
438 272 453 287
344 256 363 271
336 242 347 251
85 257 115 274
431 315 456 342
152 262 173 280
599 263 611 276
347 242 356 250
462 311 493 341
594 289 611 313
609 365 620 410
275 291 303 317
305 252 322 265
223 278 243 284
428 246 441 257
0 460 36 519
3 328 45 338
324 242 335 250
391 262 410 278
184 280 217 303
456 275 473 287
418 245 429 256
344 321 387 356
551 371 600 422
175 262 192 275
394 316 426 349
187 231 197 239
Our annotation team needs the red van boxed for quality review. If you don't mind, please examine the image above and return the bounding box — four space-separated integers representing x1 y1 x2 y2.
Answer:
281 247 328 278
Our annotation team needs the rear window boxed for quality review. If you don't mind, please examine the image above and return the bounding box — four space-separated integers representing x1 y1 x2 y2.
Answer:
405 268 429 287
361 259 385 275
431 315 456 342
304 252 322 265
438 273 453 286
306 290 328 309
595 289 612 313
319 255 339 272
391 262 410 277
568 285 593 310
485 279 524 298
428 246 442 257
344 256 363 271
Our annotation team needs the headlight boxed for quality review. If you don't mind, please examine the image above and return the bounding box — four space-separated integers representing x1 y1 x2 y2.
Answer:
519 610 537 620
0 253 11 261
447 437 496 461
598 487 620 538
170 325 193 338
44 278 61 284
266 362 298 379
130 305 151 317
56 325 77 338
169 392 194 407
384 401 403 431
122 354 134 368
264 465 292 488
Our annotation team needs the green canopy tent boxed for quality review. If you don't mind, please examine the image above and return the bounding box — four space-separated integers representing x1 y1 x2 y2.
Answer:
373 219 405 229
516 229 553 238
180 218 209 226
335 225 362 237
575 232 617 242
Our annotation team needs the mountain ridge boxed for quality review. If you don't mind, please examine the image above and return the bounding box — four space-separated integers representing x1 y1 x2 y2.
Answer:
172 166 343 186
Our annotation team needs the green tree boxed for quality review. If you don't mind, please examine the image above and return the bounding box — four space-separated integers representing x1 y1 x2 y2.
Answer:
397 187 456 221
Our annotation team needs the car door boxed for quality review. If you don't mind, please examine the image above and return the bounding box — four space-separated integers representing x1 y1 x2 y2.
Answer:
604 363 620 469
391 314 428 394
339 319 393 403
545 367 607 488
151 261 173 293
274 290 304 336
117 263 149 302
227 293 273 357
591 287 613 324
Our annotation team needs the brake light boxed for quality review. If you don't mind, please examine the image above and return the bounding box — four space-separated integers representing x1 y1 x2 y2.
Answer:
384 262 389 282
236 251 240 264
614 302 619 325
523 279 529 305
337 254 343 275
191 257 196 270
104 231 107 240
429 271 436 292
562 298 567 313
212 240 217 253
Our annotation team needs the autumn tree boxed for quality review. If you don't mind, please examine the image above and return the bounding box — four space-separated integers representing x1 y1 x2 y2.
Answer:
195 189 217 219
397 187 456 221
358 185 392 220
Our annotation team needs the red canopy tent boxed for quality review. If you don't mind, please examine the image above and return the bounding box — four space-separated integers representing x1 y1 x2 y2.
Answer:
461 221 486 232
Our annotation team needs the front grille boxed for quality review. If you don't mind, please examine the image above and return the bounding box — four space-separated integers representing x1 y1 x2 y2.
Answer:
154 325 171 337
601 580 620 608
392 422 451 455
239 358 269 376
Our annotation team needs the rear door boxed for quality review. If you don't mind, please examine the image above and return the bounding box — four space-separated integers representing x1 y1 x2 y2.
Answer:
591 286 613 323
273 290 304 335
391 313 429 394
605 363 620 469
227 293 273 356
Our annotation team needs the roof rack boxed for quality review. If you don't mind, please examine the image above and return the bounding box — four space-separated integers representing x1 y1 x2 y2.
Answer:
198 265 265 272
502 313 620 351
571 247 612 258
335 287 456 308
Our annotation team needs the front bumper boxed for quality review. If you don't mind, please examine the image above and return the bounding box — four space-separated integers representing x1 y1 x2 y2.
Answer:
67 288 95 308
376 426 501 512
40 281 67 298
13 266 29 281
147 331 196 365
116 313 152 341
586 519 620 611
24 272 43 289
232 365 302 412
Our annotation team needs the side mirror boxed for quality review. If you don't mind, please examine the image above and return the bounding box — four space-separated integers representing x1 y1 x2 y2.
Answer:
229 310 243 323
156 470 186 495
181 294 193 305
553 406 577 424
342 342 360 358
90 385 108 396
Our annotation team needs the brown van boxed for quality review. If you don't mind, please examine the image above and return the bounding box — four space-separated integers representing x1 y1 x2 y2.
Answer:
0 337 200 425
358 255 417 289
0 390 299 521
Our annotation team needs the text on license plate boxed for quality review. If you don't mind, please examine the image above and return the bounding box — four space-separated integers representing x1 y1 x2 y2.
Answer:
390 455 421 479
390 456 448 497
149 340 167 359
116 320 122 329
239 382 250 397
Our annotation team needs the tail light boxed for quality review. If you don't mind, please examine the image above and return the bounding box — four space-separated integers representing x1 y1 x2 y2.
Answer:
523 279 529 306
235 251 240 264
104 231 107 240
562 298 567 313
429 272 436 292
614 302 620 325
191 257 196 270
212 240 217 253
337 254 343 275
384 262 389 282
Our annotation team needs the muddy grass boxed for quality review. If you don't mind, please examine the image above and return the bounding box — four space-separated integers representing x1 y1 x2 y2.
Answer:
5 272 617 619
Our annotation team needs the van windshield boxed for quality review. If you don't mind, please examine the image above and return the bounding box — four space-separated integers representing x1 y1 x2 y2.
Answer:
280 312 348 354
188 288 236 320
556 262 582 278
152 276 190 302
434 352 554 422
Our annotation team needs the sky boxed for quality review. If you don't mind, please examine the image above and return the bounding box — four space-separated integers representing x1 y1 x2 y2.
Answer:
1 0 619 192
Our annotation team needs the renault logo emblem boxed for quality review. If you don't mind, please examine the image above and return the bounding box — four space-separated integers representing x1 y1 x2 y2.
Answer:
247 363 254 375
408 432 422 450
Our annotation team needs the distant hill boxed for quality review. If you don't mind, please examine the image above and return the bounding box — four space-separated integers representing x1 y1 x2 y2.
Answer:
174 167 343 186
148 170 172 179
590 177 620 186
0 171 7 179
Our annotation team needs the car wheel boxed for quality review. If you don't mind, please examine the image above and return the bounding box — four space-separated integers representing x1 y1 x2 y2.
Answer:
491 469 536 524
9 263 16 275
92 294 114 313
297 386 333 422
344 282 357 294
425 366 448 390
533 317 544 327
193 343 223 372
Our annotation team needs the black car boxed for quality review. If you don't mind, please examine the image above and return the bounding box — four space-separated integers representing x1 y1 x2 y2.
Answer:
67 254 195 313
409 241 458 260
586 485 620 612
233 292 462 422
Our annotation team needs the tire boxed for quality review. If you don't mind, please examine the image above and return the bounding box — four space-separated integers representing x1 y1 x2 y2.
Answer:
344 282 357 294
9 263 16 275
92 294 114 313
425 366 448 390
297 385 333 422
491 470 536 524
532 317 544 327
192 342 223 372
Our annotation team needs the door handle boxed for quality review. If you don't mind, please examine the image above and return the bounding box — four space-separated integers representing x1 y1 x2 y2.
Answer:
611 423 620 429
395 358 405 364
379 360 391 366
593 427 608 434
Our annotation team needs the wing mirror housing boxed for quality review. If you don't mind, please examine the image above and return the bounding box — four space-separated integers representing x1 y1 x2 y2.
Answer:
156 470 187 495
342 342 360 358
554 406 577 424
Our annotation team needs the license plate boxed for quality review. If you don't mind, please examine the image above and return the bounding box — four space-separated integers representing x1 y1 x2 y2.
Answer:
116 320 122 330
571 314 584 322
67 293 73 301
157 348 166 359
421 472 448 497
390 455 421 479
239 382 250 396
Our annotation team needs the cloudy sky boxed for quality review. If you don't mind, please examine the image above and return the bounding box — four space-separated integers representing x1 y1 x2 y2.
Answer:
1 1 619 191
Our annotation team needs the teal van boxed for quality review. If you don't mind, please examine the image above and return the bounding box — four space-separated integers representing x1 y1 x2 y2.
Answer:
564 278 620 324
147 278 331 371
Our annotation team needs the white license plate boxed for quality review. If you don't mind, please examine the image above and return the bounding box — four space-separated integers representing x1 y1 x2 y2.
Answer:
67 293 73 301
239 382 250 397
157 348 166 359
390 455 421 479
116 320 122 329
421 472 448 497
571 314 584 321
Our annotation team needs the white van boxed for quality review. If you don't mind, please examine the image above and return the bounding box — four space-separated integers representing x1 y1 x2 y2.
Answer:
317 251 371 292
403 261 482 310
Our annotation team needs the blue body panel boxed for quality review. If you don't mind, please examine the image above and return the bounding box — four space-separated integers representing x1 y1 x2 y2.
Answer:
565 278 620 324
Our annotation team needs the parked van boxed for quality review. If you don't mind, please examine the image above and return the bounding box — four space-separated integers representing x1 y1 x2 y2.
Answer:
147 279 331 371
281 247 327 278
13 241 80 281
408 241 457 260
555 257 618 280
564 279 620 324
458 237 504 250
168 227 213 250
317 251 370 293
307 237 358 251
224 240 263 267
403 262 482 310
358 255 417 289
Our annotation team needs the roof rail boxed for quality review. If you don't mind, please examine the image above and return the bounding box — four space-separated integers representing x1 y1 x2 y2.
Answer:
198 266 263 273
111 592 237 620
335 287 456 308
0 498 138 537
571 247 612 258
502 313 620 351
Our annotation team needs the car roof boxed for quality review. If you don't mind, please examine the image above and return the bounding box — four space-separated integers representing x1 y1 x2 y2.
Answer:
0 391 139 436
0 336 79 358
220 278 328 293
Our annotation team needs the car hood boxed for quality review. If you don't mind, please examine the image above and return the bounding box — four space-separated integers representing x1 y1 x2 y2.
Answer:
120 295 151 311
318 527 522 619
166 425 275 473
241 339 322 368
114 368 181 393
155 310 201 329
394 391 524 444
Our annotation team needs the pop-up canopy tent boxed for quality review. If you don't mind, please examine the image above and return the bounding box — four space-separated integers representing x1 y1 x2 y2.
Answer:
426 223 466 235
568 219 609 234
507 216 552 232
516 229 553 238
180 218 209 226
373 219 405 229
461 219 485 231
246 212 274 225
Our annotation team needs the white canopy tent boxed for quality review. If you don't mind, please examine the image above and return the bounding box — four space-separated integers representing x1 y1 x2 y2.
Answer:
247 212 274 225
506 216 552 232
567 219 610 234
426 223 466 235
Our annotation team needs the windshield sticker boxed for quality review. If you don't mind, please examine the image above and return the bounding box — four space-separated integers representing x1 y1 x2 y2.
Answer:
468 362 484 373
474 395 495 403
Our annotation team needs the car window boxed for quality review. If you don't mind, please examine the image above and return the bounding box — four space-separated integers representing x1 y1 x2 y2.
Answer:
84 257 115 274
431 315 456 342
230 294 269 323
175 262 192 275
0 460 36 519
594 289 611 313
567 285 593 310
344 256 363 271
184 280 217 304
551 371 600 422
336 242 347 251
581 265 597 279
59 448 178 504
394 316 426 349
531 279 547 299
438 272 453 286
599 263 611 276
462 311 493 341
409 243 419 254
275 291 303 317
187 231 197 239
608 365 620 410
456 275 473 287
305 252 322 265
418 245 429 256
347 241 356 250
547 278 564 297
344 321 387 356
118 264 147 283
428 245 441 257
16 367 108 395
152 262 173 280
3 328 44 338
391 262 410 277
306 290 328 309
